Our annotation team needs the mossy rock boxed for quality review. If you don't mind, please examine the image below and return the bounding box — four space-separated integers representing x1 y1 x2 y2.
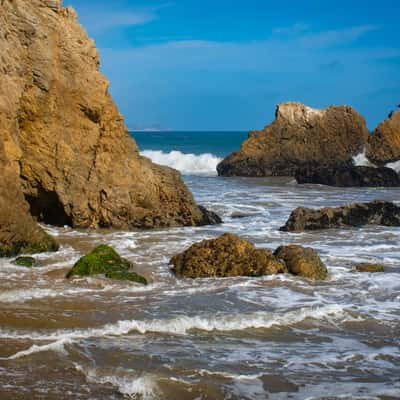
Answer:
0 234 59 258
274 245 328 280
14 256 37 268
105 270 147 284
354 263 385 273
66 244 147 284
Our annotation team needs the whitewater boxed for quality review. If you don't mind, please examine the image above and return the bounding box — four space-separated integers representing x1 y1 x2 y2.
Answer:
0 131 399 400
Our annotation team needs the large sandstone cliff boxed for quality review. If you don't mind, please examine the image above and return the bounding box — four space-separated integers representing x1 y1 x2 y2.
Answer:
0 0 218 236
217 102 369 177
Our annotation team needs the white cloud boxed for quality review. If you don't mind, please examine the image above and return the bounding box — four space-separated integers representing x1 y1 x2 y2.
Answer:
79 11 156 33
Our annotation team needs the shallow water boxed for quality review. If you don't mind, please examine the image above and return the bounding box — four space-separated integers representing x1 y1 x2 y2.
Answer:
1 174 399 399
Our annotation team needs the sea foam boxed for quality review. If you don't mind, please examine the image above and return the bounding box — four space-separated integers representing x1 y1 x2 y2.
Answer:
141 150 222 176
352 149 376 167
353 149 400 173
74 364 158 400
1 304 348 349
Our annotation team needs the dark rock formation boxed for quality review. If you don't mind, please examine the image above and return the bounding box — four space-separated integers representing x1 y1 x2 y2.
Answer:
0 0 220 234
295 165 400 187
217 102 368 177
353 263 385 273
170 233 287 278
281 200 400 231
66 244 147 284
367 110 400 165
274 245 328 280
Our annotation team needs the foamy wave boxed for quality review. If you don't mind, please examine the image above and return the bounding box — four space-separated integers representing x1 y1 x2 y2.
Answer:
0 305 347 344
386 160 400 173
352 149 376 167
3 340 68 360
1 305 351 360
141 150 221 176
0 287 98 303
75 365 158 400
353 149 400 173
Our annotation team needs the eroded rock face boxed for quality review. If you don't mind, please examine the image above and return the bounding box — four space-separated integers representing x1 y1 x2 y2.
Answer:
217 102 368 177
0 136 59 257
0 0 219 230
273 245 328 280
281 200 400 232
367 110 400 165
170 233 287 278
295 165 400 187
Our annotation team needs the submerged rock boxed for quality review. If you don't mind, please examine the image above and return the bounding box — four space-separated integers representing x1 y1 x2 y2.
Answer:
295 165 400 187
217 102 368 177
353 263 385 273
367 110 400 165
170 233 287 278
281 200 400 231
0 0 220 232
14 256 37 268
66 245 147 284
274 245 328 280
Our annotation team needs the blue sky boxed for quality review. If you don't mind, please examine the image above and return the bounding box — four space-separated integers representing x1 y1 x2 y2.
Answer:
65 0 400 131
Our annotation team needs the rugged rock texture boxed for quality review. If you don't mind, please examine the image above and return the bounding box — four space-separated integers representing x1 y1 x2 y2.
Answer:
273 245 328 280
66 244 147 284
217 102 368 177
170 233 287 278
0 0 219 231
0 135 59 257
281 200 400 231
295 165 400 187
353 263 385 273
367 110 400 165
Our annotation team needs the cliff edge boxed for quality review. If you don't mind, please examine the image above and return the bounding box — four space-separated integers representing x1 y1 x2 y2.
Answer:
0 0 218 238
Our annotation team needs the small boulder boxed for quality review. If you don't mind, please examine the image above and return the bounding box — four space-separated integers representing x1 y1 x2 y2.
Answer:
295 166 400 187
281 200 400 231
66 245 147 284
170 233 287 278
274 245 328 280
353 263 385 273
14 256 37 268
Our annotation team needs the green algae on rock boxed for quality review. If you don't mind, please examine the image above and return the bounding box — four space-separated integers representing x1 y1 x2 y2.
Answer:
274 245 328 280
14 256 37 268
66 245 147 284
353 263 385 273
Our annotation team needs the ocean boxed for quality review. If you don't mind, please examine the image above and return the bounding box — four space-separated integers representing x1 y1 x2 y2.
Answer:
0 131 399 399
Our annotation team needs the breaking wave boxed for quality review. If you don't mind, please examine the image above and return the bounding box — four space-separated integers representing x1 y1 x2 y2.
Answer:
1 305 350 359
353 149 400 173
141 150 222 176
386 160 400 173
352 149 376 167
74 365 158 400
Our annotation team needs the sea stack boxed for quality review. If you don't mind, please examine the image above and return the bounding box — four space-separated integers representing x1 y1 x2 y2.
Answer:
366 109 400 165
217 102 369 177
0 0 219 255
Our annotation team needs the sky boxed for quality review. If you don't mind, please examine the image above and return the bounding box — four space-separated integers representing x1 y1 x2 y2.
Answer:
64 0 400 131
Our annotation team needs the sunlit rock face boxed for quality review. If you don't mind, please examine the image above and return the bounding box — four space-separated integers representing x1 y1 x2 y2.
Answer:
217 102 369 177
0 0 219 230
